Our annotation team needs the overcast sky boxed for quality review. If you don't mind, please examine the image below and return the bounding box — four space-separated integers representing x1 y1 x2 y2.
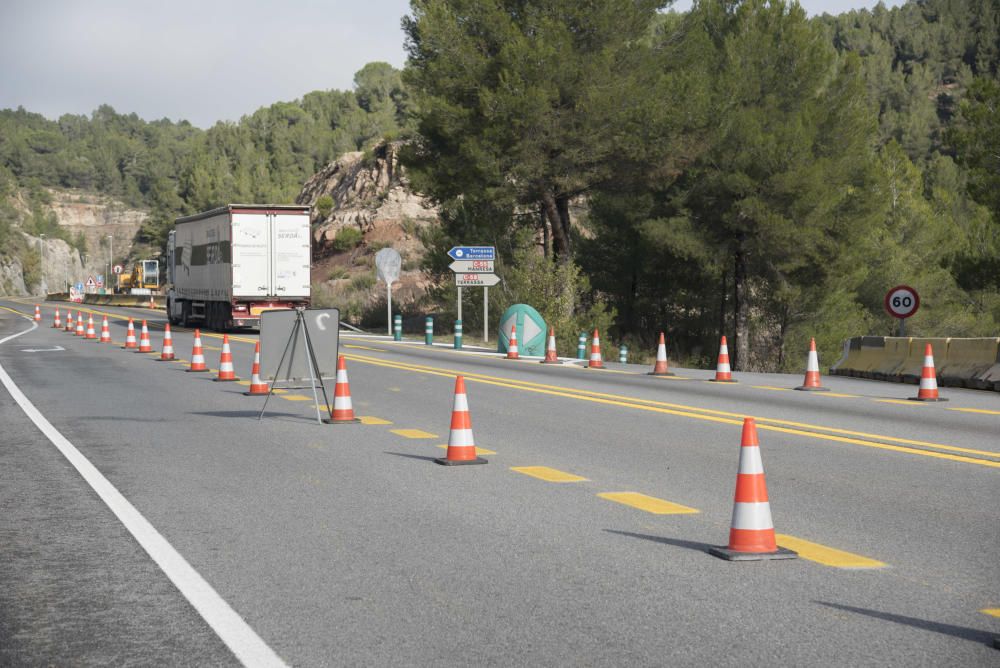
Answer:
1 0 903 129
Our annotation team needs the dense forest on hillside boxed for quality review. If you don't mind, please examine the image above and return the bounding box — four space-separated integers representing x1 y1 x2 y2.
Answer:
0 62 410 252
1 0 998 370
403 0 1000 369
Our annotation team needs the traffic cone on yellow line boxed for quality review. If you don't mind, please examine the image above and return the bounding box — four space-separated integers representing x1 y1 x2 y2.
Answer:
648 332 674 376
148 295 156 309
187 329 208 372
910 343 948 402
85 314 97 340
157 323 175 361
75 312 85 337
587 329 605 369
540 327 560 364
322 355 360 423
122 318 137 349
709 417 797 562
136 320 153 353
34 305 41 322
64 310 74 332
243 341 268 395
795 338 829 391
213 334 239 381
435 375 487 466
52 308 61 329
506 324 519 360
99 316 112 343
709 335 736 382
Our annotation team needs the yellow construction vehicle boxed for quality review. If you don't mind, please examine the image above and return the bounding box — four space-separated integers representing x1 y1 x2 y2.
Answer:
115 259 160 294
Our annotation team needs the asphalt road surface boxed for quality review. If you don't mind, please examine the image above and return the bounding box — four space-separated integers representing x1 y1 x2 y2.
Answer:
2 298 998 666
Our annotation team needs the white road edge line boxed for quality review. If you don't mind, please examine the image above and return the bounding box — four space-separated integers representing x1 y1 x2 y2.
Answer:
0 315 287 668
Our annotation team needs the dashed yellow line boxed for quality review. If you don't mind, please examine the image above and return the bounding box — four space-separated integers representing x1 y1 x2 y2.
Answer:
343 353 1000 467
875 399 924 406
753 385 792 392
814 392 859 398
511 466 588 482
280 394 313 401
774 534 886 568
980 608 1000 618
597 492 699 515
949 408 1000 416
359 415 392 425
390 428 438 439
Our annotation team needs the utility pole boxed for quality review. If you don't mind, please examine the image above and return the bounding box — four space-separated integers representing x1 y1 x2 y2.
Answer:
107 234 113 294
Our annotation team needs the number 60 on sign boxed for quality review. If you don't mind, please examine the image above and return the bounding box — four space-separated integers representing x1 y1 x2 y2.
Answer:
884 285 920 319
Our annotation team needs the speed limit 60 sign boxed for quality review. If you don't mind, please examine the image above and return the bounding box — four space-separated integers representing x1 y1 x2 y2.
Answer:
884 285 920 319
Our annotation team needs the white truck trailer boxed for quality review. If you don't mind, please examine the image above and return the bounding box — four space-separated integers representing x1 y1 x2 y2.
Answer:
167 204 312 330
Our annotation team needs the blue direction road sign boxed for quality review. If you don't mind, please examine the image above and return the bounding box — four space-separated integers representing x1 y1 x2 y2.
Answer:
448 246 495 261
75 282 84 291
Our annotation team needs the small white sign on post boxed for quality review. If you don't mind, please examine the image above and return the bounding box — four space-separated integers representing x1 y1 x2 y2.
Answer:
375 247 402 336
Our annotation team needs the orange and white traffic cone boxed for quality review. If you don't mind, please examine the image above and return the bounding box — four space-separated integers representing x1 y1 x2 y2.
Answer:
648 332 674 376
709 418 797 561
52 308 61 329
74 312 85 337
64 310 74 332
587 329 605 369
243 341 269 395
506 324 519 359
149 296 156 309
540 327 559 364
435 375 487 466
709 335 736 382
136 320 153 353
187 329 208 372
910 343 947 402
122 318 137 349
213 334 239 381
99 316 112 343
85 314 97 340
158 323 175 361
795 338 829 391
322 355 360 423
34 305 41 321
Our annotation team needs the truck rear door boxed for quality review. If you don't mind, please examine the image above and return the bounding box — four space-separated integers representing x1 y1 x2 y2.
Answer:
271 211 311 298
231 213 270 297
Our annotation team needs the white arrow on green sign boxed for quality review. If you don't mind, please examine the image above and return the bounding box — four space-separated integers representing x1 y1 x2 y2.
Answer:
455 273 500 287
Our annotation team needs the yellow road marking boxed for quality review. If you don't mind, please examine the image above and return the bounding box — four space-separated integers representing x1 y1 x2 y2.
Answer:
774 534 886 568
437 444 496 455
280 394 313 401
343 352 1000 467
980 608 1000 618
344 344 388 352
814 392 858 398
875 399 924 406
949 408 1000 416
359 416 392 425
753 385 792 392
390 428 438 439
597 492 699 514
649 374 693 380
511 466 588 482
235 380 251 386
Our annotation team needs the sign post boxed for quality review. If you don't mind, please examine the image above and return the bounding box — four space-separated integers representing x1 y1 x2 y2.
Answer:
448 246 497 343
884 285 920 336
375 248 401 336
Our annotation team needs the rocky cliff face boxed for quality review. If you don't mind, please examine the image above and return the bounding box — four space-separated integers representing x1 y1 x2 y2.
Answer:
0 188 146 297
297 141 438 258
296 141 439 324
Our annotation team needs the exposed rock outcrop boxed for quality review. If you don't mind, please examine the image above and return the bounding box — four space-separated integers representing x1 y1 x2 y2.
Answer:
297 142 438 259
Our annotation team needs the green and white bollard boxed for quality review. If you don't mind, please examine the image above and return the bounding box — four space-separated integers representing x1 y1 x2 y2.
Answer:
577 332 587 360
619 344 628 363
393 314 402 341
454 319 463 349
425 316 434 345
